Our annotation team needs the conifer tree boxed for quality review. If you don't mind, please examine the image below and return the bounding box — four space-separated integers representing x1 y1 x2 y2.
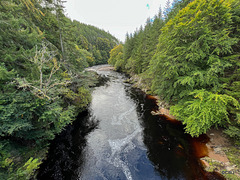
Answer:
150 0 237 102
148 0 239 136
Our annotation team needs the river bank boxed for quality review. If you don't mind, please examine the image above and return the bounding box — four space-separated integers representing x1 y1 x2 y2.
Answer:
125 70 240 180
38 64 223 179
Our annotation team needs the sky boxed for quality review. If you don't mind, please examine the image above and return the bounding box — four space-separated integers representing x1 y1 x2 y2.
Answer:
64 0 171 42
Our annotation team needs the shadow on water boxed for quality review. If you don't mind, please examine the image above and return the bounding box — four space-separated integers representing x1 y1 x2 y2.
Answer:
126 88 195 179
37 110 99 180
37 66 225 180
37 70 109 180
126 87 225 180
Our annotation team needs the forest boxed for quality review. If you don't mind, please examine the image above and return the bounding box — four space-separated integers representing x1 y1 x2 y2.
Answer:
1 0 240 179
109 0 240 139
0 0 117 179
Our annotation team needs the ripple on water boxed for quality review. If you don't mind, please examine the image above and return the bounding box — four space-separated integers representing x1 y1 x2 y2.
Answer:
38 65 223 180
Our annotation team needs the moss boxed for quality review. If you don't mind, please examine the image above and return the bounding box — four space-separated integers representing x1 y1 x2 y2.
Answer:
223 173 240 180
201 146 240 179
224 147 240 169
203 157 225 172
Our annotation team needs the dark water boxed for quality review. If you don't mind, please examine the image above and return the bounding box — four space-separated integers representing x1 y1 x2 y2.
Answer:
37 65 224 180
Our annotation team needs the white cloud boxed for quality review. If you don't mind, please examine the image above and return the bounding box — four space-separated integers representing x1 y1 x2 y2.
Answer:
64 0 170 42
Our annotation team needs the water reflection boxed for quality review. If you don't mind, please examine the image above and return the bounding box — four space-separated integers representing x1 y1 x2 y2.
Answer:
37 111 99 180
37 65 217 180
125 87 203 179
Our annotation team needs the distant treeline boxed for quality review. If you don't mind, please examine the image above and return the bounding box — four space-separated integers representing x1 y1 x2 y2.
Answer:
109 0 240 139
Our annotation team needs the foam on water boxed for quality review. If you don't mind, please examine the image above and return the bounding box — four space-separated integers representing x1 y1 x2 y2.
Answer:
38 65 220 180
108 128 140 156
77 66 145 180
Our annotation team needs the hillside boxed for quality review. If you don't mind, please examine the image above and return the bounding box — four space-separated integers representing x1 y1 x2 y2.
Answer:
0 0 117 179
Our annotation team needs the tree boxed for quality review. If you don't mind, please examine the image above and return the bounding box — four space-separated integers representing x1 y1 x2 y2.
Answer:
149 0 239 136
96 37 112 63
108 44 124 71
16 42 70 100
165 0 194 22
163 0 171 19
0 0 111 178
150 0 237 102
221 0 240 143
170 90 239 136
108 44 124 66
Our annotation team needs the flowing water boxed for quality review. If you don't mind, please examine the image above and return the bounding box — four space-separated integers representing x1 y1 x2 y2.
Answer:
37 65 224 180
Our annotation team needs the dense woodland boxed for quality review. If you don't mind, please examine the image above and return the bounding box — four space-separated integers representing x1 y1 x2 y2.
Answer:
0 0 117 179
109 0 240 139
1 0 240 179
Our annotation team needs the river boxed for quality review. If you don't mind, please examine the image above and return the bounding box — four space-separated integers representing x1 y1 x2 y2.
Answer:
37 65 223 180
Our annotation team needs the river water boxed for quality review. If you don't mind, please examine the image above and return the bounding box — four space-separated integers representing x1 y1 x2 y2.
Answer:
37 65 223 180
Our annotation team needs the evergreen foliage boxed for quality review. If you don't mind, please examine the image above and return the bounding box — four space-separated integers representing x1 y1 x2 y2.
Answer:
123 11 165 75
108 0 240 139
0 0 117 178
150 0 237 102
170 89 239 136
108 44 124 71
69 20 118 64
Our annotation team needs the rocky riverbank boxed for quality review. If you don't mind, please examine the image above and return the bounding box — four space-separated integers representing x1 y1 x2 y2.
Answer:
126 72 240 180
201 128 240 179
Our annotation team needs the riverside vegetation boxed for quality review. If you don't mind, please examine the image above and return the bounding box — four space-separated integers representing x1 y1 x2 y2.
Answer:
0 0 118 179
1 0 240 179
108 0 240 178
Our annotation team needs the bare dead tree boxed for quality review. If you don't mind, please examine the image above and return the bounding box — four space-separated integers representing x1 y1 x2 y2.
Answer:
17 42 71 100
